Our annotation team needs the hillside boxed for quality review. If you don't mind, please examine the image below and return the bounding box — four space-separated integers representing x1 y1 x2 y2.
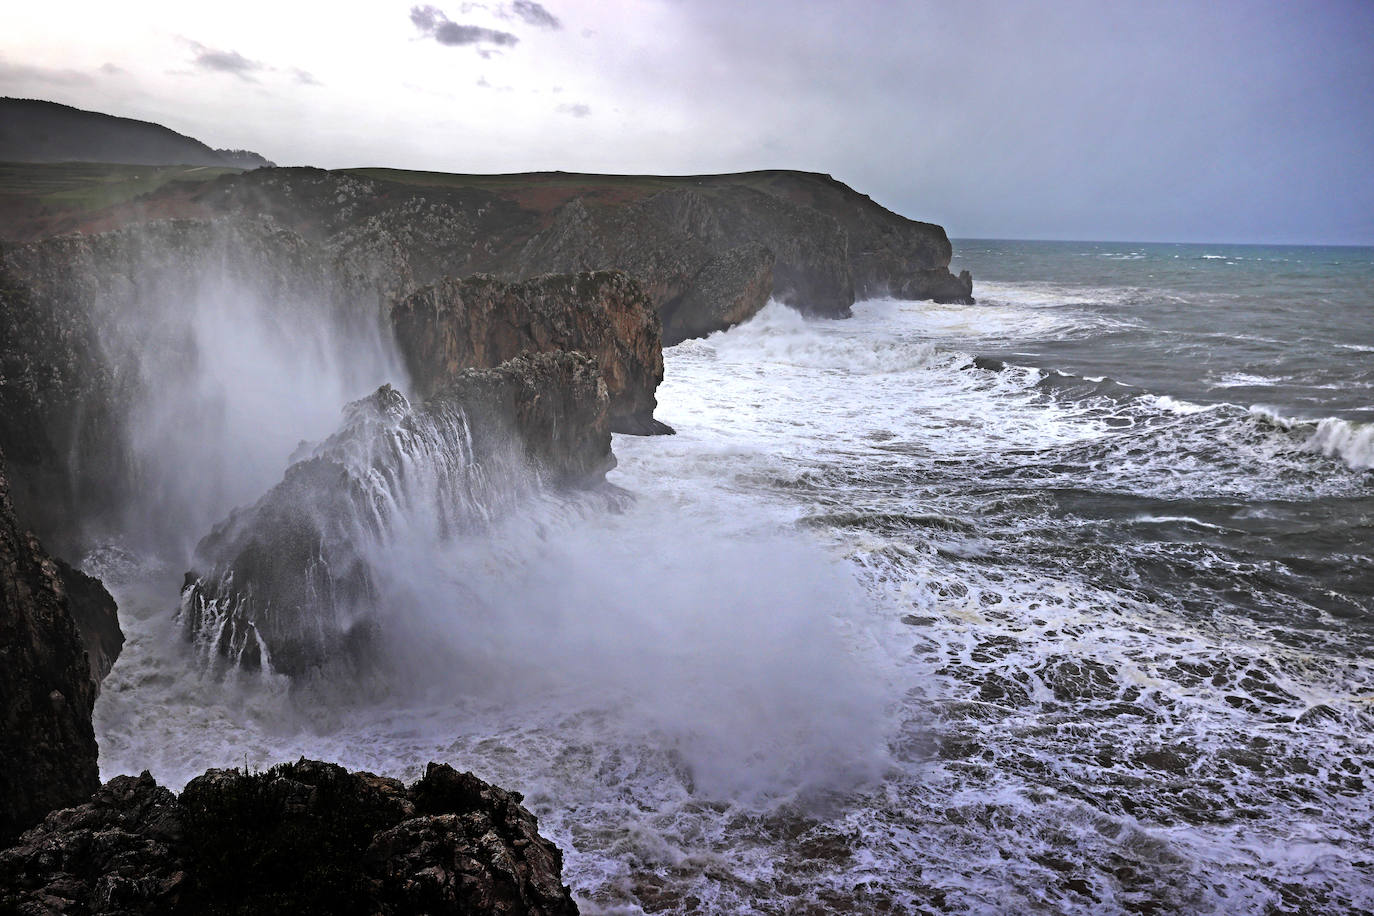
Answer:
0 98 272 168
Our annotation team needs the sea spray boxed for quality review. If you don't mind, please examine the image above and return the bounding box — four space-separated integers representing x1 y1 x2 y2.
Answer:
61 218 406 555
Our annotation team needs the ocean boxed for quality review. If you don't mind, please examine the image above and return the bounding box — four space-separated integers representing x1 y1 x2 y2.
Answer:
93 239 1373 913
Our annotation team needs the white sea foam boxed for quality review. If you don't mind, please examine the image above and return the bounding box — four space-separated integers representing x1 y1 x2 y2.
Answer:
1301 416 1374 470
92 287 1374 914
1209 371 1283 388
1248 406 1374 471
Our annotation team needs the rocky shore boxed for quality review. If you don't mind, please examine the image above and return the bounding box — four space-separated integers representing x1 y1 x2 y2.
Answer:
0 155 972 911
0 760 577 915
1 449 580 913
0 453 115 846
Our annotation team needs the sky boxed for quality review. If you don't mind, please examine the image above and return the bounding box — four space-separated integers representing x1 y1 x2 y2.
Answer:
2 0 1372 244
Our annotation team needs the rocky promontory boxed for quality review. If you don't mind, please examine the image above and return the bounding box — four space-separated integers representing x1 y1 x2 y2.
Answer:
0 213 678 551
3 161 973 349
0 759 578 915
181 351 613 677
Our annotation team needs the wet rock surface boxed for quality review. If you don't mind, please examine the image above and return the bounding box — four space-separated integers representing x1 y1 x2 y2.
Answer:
0 452 117 845
0 759 578 915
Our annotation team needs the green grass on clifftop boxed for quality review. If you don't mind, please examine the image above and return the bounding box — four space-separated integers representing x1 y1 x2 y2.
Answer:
0 161 239 212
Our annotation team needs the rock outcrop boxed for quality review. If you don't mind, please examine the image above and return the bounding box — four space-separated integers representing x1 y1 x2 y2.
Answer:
181 352 612 677
0 451 119 845
393 270 670 435
55 558 123 687
0 759 578 915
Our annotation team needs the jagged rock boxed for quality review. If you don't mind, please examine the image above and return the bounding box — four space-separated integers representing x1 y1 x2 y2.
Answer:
181 353 612 677
0 759 578 915
392 271 670 435
884 266 974 304
0 451 118 845
440 352 615 482
54 559 123 687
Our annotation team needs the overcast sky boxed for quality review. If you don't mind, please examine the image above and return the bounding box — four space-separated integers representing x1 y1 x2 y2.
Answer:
3 0 1371 244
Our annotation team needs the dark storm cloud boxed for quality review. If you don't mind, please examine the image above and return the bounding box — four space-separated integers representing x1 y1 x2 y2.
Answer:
410 6 519 48
509 1 561 30
187 42 264 81
646 0 1374 245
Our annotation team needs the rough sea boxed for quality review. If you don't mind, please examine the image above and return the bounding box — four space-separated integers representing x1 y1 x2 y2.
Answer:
93 239 1373 914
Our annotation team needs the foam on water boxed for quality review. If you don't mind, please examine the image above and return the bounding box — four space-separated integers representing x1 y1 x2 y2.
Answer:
94 286 1373 912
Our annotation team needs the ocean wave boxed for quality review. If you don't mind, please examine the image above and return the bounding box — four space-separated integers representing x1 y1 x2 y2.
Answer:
1249 408 1374 471
1208 371 1285 389
971 279 1141 310
1302 416 1374 470
693 301 942 374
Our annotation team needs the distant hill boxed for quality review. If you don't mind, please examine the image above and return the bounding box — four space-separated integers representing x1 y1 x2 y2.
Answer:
0 98 273 168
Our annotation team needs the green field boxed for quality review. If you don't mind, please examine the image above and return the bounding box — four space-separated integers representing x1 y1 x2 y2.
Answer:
0 161 240 212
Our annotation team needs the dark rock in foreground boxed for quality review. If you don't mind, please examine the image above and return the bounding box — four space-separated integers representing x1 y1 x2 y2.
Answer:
393 270 671 435
0 758 578 915
182 351 613 677
0 451 119 845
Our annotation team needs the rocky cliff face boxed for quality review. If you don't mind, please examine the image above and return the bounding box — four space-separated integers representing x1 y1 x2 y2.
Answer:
393 271 669 434
5 164 971 346
0 759 578 915
0 452 119 845
181 352 612 678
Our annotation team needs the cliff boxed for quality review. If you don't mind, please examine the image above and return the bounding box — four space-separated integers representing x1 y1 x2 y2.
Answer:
0 451 120 845
213 167 974 334
0 759 578 915
2 162 973 345
181 352 612 678
393 271 670 434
